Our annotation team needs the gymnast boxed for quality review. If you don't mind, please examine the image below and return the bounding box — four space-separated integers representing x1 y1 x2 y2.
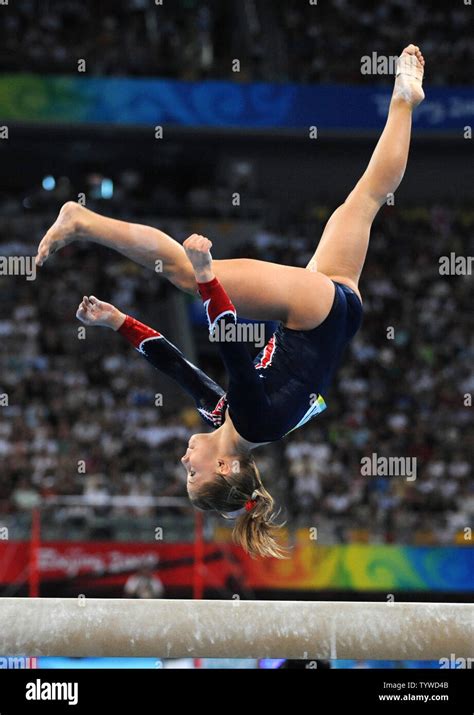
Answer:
35 45 425 558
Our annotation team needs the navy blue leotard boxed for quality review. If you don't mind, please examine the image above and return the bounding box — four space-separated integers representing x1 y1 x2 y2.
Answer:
118 276 363 443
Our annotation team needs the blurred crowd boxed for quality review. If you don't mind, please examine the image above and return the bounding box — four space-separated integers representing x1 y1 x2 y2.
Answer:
0 0 472 85
0 191 472 545
277 1 473 85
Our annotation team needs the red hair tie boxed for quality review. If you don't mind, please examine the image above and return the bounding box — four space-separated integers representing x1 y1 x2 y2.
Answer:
245 491 259 512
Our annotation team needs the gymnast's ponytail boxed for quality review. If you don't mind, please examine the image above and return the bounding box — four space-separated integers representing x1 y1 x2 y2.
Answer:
232 482 290 559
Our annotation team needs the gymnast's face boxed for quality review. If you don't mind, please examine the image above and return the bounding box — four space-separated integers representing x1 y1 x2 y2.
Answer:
181 433 221 497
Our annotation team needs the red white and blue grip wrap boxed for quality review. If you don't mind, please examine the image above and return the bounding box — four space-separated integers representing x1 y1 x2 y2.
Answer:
197 277 237 334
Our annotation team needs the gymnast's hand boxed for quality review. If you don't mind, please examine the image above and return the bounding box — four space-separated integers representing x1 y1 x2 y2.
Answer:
76 295 126 331
183 234 215 283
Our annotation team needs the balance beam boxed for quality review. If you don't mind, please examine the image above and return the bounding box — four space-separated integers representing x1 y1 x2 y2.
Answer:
0 598 472 660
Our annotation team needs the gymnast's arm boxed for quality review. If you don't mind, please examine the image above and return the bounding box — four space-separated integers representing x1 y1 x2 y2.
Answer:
116 315 227 427
75 295 226 428
183 235 269 409
196 278 265 389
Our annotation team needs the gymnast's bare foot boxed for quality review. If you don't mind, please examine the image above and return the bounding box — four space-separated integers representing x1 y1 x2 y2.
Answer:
35 202 91 267
393 44 425 108
76 295 126 331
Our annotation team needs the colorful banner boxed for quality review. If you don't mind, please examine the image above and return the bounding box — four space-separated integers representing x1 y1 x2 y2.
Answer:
0 74 473 130
247 543 474 592
0 542 472 593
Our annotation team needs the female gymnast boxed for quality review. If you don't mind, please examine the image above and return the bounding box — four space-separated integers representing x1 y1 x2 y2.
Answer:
36 45 425 558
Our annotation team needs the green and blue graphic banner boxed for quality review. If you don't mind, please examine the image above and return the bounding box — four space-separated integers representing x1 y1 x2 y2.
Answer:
0 74 472 131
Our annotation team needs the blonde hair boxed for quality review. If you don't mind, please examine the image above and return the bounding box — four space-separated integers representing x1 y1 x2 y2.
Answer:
189 455 289 559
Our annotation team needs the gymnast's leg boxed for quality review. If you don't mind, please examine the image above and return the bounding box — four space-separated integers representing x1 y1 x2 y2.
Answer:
306 44 425 299
35 204 337 327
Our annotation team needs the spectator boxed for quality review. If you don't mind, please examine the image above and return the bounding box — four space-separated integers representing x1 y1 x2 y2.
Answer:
124 566 165 599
